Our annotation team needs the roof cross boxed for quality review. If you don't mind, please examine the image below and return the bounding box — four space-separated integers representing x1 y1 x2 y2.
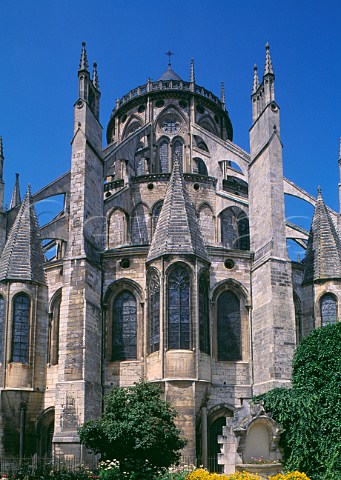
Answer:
165 50 174 66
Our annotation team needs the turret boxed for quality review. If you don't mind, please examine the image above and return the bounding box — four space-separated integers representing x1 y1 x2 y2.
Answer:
77 42 100 120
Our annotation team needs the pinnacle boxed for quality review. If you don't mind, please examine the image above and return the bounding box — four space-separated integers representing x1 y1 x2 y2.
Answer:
221 81 225 104
79 41 89 71
264 42 274 76
9 173 21 209
252 64 260 94
190 58 195 83
0 136 3 157
92 62 100 90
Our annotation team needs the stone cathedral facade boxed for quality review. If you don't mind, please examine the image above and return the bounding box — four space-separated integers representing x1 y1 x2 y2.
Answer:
0 43 340 470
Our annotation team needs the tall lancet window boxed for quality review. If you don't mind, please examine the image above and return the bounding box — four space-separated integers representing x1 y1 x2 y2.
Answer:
168 265 190 349
148 271 160 353
172 140 183 167
159 140 169 173
112 290 137 361
0 296 5 361
48 293 61 365
199 272 210 355
321 293 337 326
11 294 30 363
217 291 241 361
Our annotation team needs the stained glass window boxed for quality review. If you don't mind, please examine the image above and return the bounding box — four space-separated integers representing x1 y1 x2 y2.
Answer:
172 140 183 167
131 204 150 245
237 213 250 251
199 273 210 354
221 207 250 251
168 265 190 349
152 201 163 234
49 294 61 365
112 290 137 361
217 291 241 361
148 272 160 353
11 294 30 363
321 293 337 326
159 141 169 173
0 296 4 362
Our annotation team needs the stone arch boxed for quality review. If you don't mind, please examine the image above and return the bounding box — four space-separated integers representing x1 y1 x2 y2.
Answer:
35 407 55 458
198 115 219 136
147 267 161 353
171 136 185 168
194 135 210 152
154 104 188 132
207 404 234 473
11 292 31 364
107 207 128 248
198 202 215 245
219 206 250 251
103 279 143 361
319 292 338 327
194 157 209 176
122 115 143 139
212 280 250 362
48 288 62 365
151 200 164 234
157 136 170 172
131 202 151 245
240 415 281 464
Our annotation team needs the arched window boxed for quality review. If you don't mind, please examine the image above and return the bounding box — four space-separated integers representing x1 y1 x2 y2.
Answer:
221 207 250 251
131 204 150 245
148 272 160 353
168 265 190 349
172 140 183 167
195 158 208 176
320 293 337 326
199 273 210 355
123 120 142 138
108 209 127 248
152 201 163 234
11 294 30 363
112 290 137 361
0 296 4 362
199 205 215 245
217 291 241 361
159 140 169 173
48 293 61 365
294 293 302 344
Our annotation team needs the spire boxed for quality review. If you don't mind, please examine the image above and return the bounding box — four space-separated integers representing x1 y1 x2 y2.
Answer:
0 137 3 159
252 64 260 94
303 188 341 283
9 173 21 209
147 158 209 263
92 62 100 90
0 186 45 283
190 58 195 83
221 81 225 104
79 41 89 71
264 42 274 76
0 136 4 180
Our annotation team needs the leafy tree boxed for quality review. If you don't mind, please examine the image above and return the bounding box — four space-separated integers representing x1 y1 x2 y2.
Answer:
255 323 341 480
78 381 186 478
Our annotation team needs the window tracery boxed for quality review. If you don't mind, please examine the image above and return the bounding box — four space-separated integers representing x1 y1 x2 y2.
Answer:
148 272 160 353
112 290 137 361
168 265 190 349
159 140 169 172
321 293 337 326
11 294 30 363
199 272 210 354
217 291 241 361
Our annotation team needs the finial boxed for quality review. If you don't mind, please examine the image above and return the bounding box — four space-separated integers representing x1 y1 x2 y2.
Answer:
165 50 174 67
264 42 274 75
221 81 225 104
339 137 341 161
317 185 322 198
79 41 89 71
0 136 3 157
27 184 31 196
252 64 260 94
190 58 195 83
92 62 100 90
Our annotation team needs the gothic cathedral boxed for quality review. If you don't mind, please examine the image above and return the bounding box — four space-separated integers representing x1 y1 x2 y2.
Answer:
0 43 339 470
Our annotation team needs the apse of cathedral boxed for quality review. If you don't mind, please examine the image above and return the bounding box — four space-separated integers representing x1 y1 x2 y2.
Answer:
0 42 340 470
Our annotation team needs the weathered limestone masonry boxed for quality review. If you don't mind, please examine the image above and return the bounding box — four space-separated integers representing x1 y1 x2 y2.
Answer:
248 49 296 394
0 43 340 472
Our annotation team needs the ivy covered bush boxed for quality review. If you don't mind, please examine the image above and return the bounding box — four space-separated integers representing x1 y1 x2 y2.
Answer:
256 323 341 480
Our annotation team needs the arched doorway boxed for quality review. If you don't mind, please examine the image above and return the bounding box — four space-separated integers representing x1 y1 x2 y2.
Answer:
36 408 54 459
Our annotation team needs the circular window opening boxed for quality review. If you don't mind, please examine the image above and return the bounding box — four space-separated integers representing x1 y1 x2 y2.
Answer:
224 259 235 269
138 104 146 113
121 114 127 123
271 102 278 112
147 183 154 190
155 99 165 108
120 259 131 269
193 183 200 191
179 100 187 109
105 191 111 198
196 105 205 114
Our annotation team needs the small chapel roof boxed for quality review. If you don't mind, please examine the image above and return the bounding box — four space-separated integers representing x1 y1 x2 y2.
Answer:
303 188 341 283
158 65 182 81
0 186 46 283
147 158 209 263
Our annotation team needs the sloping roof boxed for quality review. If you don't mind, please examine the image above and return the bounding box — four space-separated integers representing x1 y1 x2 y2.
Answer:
0 187 46 283
147 159 209 262
303 189 341 283
158 65 182 81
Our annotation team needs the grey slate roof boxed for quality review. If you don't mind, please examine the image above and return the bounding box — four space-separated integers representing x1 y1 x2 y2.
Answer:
0 187 46 283
303 189 341 283
158 65 182 81
147 159 209 262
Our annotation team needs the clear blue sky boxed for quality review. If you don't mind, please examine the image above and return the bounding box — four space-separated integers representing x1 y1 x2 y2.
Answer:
0 0 340 236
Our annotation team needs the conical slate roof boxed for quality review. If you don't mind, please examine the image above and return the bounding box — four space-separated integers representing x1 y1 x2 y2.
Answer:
303 189 341 283
0 187 46 283
147 159 209 262
158 65 182 81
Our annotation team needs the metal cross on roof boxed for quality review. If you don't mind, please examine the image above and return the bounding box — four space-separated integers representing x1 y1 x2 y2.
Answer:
165 50 174 66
